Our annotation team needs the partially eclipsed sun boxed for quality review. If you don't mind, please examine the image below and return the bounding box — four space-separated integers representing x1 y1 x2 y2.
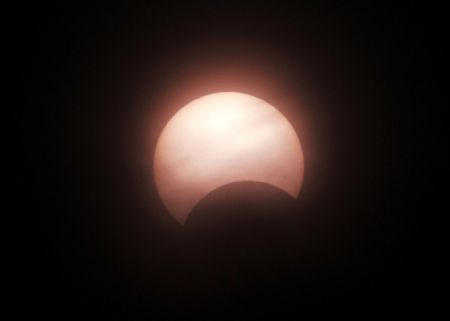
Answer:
154 92 304 223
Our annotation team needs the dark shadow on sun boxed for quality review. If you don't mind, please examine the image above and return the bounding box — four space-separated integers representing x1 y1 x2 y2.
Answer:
182 181 303 291
186 181 298 229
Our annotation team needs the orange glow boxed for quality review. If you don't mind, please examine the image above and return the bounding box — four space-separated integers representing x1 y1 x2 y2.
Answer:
154 92 304 223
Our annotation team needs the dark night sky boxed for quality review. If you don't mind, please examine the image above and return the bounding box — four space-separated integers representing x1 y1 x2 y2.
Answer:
21 1 438 319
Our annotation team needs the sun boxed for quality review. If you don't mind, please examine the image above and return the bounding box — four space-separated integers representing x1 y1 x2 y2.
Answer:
153 92 304 223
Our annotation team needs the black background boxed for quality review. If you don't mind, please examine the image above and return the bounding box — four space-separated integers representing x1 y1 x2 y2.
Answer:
22 1 437 319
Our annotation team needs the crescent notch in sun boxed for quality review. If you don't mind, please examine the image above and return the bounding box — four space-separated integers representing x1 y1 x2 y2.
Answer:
153 92 304 224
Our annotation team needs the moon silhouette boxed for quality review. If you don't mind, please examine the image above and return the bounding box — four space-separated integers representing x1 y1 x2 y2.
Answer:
154 92 304 224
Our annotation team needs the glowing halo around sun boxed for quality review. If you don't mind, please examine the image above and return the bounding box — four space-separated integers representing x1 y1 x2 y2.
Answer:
153 92 304 224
